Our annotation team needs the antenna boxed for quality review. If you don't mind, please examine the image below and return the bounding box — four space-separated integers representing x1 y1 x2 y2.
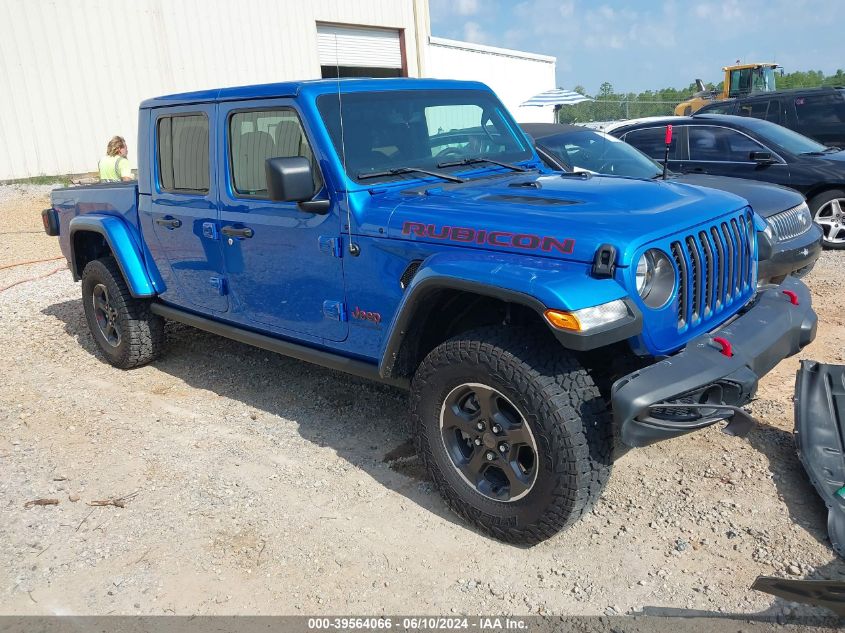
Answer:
662 125 672 180
334 34 360 256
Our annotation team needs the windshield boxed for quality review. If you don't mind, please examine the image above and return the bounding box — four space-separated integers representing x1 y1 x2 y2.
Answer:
317 89 533 183
755 67 777 92
749 119 831 154
538 129 662 178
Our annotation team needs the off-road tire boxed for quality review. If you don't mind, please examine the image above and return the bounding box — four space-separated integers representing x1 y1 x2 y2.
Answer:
411 326 613 544
81 257 164 369
809 189 845 250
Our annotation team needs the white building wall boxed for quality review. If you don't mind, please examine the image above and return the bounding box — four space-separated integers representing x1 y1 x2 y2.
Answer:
426 37 556 125
0 0 429 179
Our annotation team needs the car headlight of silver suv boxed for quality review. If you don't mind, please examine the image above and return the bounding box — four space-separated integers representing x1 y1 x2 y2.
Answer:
635 249 676 308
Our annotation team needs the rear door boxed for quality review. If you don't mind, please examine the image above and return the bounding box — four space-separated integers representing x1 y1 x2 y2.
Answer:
677 124 790 185
139 105 227 312
619 126 686 171
216 99 347 341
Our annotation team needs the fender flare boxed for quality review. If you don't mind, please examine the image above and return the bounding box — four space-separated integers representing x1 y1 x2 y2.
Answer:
68 214 156 297
377 253 641 379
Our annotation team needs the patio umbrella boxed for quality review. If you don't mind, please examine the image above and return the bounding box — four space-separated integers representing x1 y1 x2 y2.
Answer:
520 88 593 107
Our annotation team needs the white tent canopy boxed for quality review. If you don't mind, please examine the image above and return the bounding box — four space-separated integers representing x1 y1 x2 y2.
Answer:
521 88 593 107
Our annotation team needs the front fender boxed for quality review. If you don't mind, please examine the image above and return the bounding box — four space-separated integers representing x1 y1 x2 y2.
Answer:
378 250 640 378
69 214 156 297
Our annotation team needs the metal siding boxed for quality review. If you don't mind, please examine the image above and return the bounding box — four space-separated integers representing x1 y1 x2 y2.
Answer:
0 0 424 179
426 39 557 124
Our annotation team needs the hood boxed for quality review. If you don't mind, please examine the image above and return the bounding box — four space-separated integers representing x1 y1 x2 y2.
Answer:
673 174 804 218
386 172 750 266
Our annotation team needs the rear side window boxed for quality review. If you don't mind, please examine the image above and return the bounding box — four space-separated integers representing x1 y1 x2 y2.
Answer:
794 93 845 125
739 99 782 125
701 102 735 115
229 109 322 197
157 114 210 193
688 126 765 161
622 127 679 160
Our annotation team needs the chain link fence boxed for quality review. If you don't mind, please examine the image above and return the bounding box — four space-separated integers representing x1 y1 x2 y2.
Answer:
556 99 683 125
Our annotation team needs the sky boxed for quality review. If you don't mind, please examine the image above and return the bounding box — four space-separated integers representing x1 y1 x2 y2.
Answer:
428 0 844 94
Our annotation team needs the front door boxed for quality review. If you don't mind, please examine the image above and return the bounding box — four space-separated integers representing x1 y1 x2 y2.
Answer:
680 124 790 186
216 100 347 342
139 104 227 312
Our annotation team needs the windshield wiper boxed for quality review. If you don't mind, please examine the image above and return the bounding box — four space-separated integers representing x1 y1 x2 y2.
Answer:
436 157 529 172
357 167 465 183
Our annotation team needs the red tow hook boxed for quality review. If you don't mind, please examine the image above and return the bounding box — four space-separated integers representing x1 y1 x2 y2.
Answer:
782 289 799 305
713 336 733 357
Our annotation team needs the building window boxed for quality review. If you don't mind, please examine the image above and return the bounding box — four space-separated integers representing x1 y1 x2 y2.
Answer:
157 114 209 193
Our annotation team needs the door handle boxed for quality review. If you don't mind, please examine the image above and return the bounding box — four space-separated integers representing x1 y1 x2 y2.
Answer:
221 225 254 239
155 216 182 229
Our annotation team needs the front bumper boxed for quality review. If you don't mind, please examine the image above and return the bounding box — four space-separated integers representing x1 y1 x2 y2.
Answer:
612 276 817 447
758 224 823 284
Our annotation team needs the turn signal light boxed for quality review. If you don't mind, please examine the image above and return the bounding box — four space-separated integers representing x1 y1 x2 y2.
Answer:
544 309 581 331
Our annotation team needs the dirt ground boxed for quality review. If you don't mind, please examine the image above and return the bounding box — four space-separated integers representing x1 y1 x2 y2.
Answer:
1 184 843 620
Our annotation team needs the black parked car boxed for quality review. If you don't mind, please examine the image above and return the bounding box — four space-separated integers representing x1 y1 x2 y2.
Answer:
523 122 821 282
697 86 845 148
606 114 845 248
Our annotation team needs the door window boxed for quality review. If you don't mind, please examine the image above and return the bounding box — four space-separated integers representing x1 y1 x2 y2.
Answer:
794 93 845 125
740 99 782 125
765 100 782 125
157 114 210 193
621 127 679 160
688 126 766 162
229 109 322 197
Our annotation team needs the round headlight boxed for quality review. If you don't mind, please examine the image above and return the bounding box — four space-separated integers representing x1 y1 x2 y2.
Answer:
635 254 652 294
635 249 675 309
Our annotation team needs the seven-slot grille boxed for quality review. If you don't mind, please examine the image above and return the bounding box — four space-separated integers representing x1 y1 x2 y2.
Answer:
669 212 755 331
767 204 812 242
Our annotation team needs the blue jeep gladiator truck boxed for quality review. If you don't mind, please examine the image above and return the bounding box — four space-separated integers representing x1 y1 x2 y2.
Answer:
43 78 818 544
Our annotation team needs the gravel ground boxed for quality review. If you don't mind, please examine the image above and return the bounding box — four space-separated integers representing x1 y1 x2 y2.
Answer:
1 185 844 621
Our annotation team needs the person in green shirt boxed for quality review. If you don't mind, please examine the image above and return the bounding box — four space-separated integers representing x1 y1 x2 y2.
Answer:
98 136 133 182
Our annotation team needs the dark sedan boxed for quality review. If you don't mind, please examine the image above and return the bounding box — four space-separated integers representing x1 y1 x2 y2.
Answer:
522 122 822 283
605 114 845 249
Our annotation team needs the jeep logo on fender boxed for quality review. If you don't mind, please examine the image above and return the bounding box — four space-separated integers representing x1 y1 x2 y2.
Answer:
401 222 575 255
352 306 381 325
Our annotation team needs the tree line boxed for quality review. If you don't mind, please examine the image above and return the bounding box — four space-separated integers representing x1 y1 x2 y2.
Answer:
557 69 845 123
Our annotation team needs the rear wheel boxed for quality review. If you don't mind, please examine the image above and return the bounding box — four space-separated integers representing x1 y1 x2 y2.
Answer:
411 327 613 544
81 257 164 369
809 189 845 249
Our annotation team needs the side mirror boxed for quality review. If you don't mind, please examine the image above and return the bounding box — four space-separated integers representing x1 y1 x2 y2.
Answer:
750 151 774 164
266 156 314 202
265 156 329 214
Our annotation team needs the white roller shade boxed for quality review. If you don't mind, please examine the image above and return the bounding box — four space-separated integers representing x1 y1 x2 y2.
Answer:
317 24 402 69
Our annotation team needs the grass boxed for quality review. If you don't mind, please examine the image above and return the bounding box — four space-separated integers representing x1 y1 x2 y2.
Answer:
0 174 77 187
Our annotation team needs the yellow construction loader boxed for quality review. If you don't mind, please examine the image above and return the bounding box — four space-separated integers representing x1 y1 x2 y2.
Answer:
675 62 781 115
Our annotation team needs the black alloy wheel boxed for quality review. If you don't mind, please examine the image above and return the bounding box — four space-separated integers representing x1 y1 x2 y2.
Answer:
440 383 538 502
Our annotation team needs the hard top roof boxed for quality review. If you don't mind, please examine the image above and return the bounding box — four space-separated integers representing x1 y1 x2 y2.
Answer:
140 77 490 109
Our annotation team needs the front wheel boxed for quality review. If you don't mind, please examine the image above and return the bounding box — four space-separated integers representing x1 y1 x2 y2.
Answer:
809 189 845 249
81 257 165 369
410 327 613 544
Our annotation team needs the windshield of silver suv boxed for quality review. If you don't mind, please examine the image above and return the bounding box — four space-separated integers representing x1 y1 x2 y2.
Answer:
317 89 533 183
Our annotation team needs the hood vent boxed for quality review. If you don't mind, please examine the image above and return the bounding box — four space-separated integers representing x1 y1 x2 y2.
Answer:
479 194 579 206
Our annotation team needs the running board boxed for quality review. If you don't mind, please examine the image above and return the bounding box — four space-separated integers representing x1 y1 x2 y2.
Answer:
150 303 409 390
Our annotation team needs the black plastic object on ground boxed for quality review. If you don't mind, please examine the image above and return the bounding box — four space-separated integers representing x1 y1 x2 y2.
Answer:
794 360 845 557
752 576 845 616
